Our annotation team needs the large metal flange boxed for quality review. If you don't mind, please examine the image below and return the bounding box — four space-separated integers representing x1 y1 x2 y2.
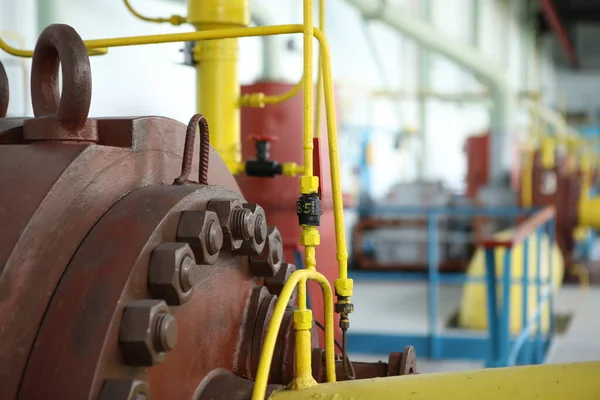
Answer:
19 184 254 400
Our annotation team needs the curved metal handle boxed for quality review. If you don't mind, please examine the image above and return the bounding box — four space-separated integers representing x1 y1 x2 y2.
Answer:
174 113 211 186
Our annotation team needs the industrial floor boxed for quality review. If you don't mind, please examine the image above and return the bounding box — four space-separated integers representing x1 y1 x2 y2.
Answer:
349 281 600 373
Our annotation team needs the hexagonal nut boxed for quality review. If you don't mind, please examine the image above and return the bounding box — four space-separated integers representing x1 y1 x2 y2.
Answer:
148 242 197 305
264 263 296 298
119 299 178 366
249 227 283 277
206 198 244 251
238 204 268 256
97 379 149 400
177 210 223 265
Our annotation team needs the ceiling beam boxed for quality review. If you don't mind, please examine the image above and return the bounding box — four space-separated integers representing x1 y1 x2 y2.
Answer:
537 0 579 68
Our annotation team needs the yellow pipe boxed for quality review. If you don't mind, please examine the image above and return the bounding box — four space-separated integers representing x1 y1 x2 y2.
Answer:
579 196 600 231
269 361 600 400
252 269 336 400
123 0 186 25
302 0 314 179
188 0 249 174
315 0 325 138
541 137 555 170
291 278 316 390
0 35 108 57
239 0 325 110
318 29 349 285
239 80 303 108
521 146 534 207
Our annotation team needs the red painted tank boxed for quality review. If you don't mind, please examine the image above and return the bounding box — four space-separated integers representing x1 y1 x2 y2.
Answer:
237 82 340 343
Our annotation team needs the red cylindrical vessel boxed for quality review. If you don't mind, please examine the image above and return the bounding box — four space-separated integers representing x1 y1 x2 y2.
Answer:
237 82 340 343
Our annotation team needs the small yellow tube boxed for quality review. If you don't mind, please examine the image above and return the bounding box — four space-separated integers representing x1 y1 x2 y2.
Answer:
270 361 600 400
252 269 336 400
521 147 534 207
302 0 314 178
315 29 349 281
315 0 325 138
239 80 303 108
123 0 186 25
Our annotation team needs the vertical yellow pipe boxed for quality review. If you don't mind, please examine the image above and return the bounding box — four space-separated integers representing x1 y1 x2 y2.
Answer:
302 0 315 178
187 0 249 173
315 0 325 138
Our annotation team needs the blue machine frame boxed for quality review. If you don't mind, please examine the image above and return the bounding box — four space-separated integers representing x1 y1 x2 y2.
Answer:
345 206 556 368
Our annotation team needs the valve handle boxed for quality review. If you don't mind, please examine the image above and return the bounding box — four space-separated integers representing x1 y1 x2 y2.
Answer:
250 135 278 143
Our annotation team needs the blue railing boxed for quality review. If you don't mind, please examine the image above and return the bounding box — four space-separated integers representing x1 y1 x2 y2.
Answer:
345 205 557 367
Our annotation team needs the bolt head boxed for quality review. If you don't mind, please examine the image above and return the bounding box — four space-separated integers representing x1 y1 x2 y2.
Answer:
177 210 223 264
238 204 268 256
264 263 296 299
119 299 175 366
206 199 244 251
97 379 149 400
249 227 283 277
148 242 196 305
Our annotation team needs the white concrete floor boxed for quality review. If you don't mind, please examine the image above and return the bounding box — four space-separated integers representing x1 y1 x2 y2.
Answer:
348 281 600 373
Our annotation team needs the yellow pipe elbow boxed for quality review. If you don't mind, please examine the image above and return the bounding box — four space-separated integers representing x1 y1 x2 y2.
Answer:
123 0 186 25
579 196 600 231
252 269 335 400
269 362 600 400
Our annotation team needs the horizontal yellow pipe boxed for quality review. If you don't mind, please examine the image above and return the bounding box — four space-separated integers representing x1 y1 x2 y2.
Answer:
0 36 108 57
270 361 600 400
239 79 303 107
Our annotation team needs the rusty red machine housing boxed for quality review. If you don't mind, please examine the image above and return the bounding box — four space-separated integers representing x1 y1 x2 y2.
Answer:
238 82 340 341
0 24 414 400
